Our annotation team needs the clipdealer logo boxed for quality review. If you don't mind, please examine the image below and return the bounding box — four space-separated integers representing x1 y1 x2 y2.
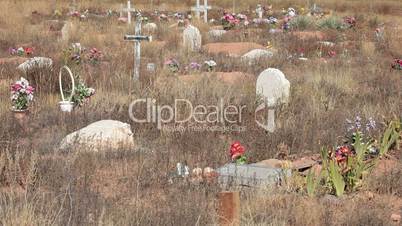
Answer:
128 98 247 132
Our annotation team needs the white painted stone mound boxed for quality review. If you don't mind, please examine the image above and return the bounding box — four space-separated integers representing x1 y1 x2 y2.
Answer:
17 57 53 73
59 120 135 152
242 49 274 62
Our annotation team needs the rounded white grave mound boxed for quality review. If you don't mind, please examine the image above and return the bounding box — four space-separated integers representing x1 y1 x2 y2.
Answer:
17 57 53 73
242 49 274 63
59 120 135 152
256 68 290 107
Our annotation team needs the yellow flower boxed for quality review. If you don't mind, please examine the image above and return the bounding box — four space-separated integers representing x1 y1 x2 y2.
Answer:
266 41 273 49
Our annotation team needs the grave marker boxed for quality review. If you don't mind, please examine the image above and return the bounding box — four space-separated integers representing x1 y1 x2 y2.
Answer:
256 4 263 19
122 0 136 24
183 22 202 52
191 0 211 23
218 191 240 226
124 14 152 81
216 163 291 187
255 68 290 132
232 0 236 14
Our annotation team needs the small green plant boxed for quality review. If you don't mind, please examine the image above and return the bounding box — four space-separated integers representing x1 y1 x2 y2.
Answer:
379 119 401 156
328 160 345 196
289 16 314 30
306 168 322 197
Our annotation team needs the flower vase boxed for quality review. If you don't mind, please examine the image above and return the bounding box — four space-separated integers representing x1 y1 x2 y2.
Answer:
12 109 29 127
59 101 75 112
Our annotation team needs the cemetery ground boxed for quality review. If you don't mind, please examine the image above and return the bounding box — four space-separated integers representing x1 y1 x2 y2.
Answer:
0 0 401 225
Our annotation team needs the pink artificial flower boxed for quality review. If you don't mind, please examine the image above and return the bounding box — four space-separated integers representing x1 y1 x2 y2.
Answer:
26 86 35 94
11 83 22 92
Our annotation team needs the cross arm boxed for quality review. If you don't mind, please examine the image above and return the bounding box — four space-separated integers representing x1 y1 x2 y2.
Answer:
191 6 211 11
124 35 152 42
122 8 136 12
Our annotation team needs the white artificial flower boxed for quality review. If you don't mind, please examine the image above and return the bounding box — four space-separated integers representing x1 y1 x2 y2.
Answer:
204 60 217 67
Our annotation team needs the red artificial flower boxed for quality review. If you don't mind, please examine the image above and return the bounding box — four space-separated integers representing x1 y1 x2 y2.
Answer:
72 11 80 17
230 141 245 160
24 47 33 55
334 145 353 164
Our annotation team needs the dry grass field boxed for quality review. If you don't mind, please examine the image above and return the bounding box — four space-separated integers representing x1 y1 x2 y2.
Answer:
0 0 401 225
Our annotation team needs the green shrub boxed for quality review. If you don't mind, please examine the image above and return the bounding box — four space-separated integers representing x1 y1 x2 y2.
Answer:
318 16 344 30
290 16 314 30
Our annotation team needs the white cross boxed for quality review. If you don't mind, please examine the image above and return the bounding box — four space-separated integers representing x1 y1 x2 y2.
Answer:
191 0 211 23
122 0 136 24
124 15 152 81
256 5 263 19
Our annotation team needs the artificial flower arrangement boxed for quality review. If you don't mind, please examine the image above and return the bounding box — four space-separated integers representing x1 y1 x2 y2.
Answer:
71 80 95 107
327 50 337 58
69 10 87 20
158 14 168 22
10 77 35 111
187 62 201 72
221 12 240 30
391 58 402 70
87 48 103 65
164 58 180 73
229 141 247 164
204 60 217 72
236 13 249 26
63 43 84 65
343 16 356 28
9 47 34 56
63 43 103 66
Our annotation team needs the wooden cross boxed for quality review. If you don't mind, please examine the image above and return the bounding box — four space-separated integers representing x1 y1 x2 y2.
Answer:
232 0 236 14
124 14 152 81
191 0 211 23
122 0 136 24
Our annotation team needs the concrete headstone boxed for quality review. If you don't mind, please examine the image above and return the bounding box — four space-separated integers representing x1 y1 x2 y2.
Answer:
216 163 291 187
183 24 202 52
208 29 227 39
